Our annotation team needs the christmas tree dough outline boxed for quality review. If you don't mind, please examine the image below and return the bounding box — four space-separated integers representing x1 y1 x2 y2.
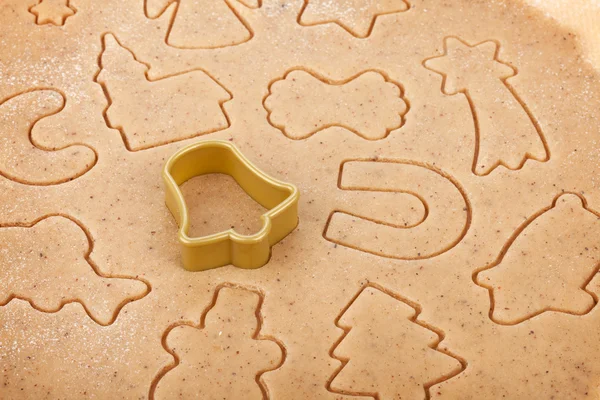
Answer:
328 282 466 399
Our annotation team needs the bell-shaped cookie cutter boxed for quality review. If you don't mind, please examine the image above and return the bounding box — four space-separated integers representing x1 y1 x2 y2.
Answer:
163 140 299 271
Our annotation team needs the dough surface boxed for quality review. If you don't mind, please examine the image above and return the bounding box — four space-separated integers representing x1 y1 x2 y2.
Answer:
1 0 600 398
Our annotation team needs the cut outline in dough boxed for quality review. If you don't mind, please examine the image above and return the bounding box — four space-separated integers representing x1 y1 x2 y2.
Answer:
297 0 410 39
0 214 151 326
423 36 550 176
93 33 233 151
327 281 467 399
0 87 98 186
263 68 410 140
143 0 261 50
323 158 472 260
148 282 286 400
29 0 77 26
473 192 600 325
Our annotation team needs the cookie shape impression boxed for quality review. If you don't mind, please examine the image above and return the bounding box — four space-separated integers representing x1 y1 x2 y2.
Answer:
96 34 232 151
0 216 150 325
299 0 409 38
325 159 471 260
474 193 600 325
264 69 408 140
152 285 284 399
29 0 76 25
163 140 299 271
424 37 549 176
144 0 259 49
0 89 96 185
329 283 465 399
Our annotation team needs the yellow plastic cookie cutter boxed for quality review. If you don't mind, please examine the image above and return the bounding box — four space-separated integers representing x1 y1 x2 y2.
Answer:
163 140 299 271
